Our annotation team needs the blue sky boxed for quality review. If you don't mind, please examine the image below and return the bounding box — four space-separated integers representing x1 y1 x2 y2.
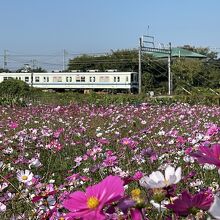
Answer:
0 0 219 69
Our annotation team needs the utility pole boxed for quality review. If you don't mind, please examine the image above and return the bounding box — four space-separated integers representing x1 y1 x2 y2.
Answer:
139 35 172 96
3 50 7 70
63 49 67 71
138 38 142 94
168 42 172 96
32 59 36 70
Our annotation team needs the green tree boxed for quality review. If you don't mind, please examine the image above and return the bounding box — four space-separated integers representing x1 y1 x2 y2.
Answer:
0 68 10 73
68 49 139 72
172 58 220 92
16 66 46 73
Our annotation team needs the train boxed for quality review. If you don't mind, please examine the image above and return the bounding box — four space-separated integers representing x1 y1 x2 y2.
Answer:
0 70 139 93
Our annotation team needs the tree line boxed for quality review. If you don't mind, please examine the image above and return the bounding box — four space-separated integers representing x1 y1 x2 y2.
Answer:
67 46 220 94
1 46 219 94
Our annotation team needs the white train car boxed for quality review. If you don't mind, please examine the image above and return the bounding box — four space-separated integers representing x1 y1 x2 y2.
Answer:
0 70 139 93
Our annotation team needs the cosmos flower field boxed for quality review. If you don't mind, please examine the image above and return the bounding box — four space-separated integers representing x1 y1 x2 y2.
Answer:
0 102 220 219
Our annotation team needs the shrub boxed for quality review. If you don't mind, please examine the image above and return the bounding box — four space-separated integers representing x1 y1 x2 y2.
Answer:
0 78 30 96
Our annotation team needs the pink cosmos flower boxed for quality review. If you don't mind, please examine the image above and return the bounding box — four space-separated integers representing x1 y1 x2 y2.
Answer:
133 171 143 181
190 144 220 167
46 139 63 152
166 190 213 216
53 128 64 138
206 124 219 136
130 208 144 220
8 122 19 129
121 137 137 149
63 175 124 220
102 155 118 167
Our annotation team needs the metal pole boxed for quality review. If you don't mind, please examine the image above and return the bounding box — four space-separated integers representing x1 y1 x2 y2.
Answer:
31 72 33 87
3 50 7 70
32 59 36 70
138 38 142 94
168 42 172 95
63 49 66 71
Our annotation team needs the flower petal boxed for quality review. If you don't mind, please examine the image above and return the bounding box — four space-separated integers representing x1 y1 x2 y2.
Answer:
209 196 220 219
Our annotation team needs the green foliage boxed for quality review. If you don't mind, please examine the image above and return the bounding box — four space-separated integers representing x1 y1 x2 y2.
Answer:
0 68 10 73
68 47 220 95
32 67 47 72
172 58 220 93
0 78 30 96
0 96 27 107
172 58 204 87
13 90 220 107
16 66 46 73
68 49 139 72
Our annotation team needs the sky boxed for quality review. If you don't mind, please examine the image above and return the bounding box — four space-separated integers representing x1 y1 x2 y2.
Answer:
0 0 219 70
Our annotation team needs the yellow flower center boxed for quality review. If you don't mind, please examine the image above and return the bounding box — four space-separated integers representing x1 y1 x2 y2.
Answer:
22 175 28 181
131 188 141 199
163 178 169 185
87 196 99 209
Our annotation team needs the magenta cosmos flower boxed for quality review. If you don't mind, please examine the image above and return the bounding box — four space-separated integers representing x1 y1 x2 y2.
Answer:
190 144 220 167
166 190 213 216
63 175 124 220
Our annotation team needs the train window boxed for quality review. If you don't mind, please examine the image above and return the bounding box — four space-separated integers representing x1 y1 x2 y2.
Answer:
43 77 49 82
126 76 128 82
134 74 138 82
53 76 62 82
114 77 116 82
66 77 68 82
19 77 21 80
76 76 80 82
117 77 120 82
69 77 72 82
35 77 40 82
25 77 29 82
100 76 109 82
90 77 96 82
3 77 7 81
81 76 85 82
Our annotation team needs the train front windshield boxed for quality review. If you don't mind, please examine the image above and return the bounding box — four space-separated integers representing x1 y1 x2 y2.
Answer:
131 73 138 83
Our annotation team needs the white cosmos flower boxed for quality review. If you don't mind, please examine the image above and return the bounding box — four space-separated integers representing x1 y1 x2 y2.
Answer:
139 166 181 189
96 132 102 137
17 170 33 184
150 199 169 211
29 158 42 168
0 202 6 212
0 182 8 192
209 196 220 219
